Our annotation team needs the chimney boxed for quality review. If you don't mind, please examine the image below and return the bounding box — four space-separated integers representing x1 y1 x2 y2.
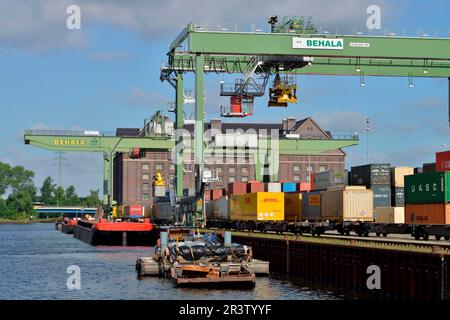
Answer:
286 117 296 131
282 119 288 131
210 119 222 136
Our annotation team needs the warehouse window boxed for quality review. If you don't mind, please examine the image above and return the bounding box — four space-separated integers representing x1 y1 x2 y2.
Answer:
142 173 150 180
142 193 150 201
294 175 300 182
216 167 222 174
170 164 175 171
319 165 326 172
241 176 249 182
228 176 235 182
293 165 300 171
142 163 149 170
156 163 163 170
229 167 235 173
241 167 248 174
307 165 313 172
142 183 150 189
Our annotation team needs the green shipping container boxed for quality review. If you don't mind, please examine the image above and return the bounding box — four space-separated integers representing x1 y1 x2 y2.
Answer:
404 172 450 204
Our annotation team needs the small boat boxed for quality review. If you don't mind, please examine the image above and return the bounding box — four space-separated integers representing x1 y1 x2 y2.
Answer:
61 218 78 234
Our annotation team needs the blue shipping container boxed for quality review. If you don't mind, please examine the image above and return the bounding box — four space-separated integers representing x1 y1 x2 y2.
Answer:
282 182 297 193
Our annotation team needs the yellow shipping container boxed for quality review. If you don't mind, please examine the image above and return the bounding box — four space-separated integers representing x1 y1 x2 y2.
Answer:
375 207 405 224
117 205 125 218
284 193 302 221
391 167 414 188
229 192 284 221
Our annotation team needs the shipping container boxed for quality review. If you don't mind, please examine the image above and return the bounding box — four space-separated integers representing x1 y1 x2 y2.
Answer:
154 185 166 197
152 202 177 221
117 205 125 217
282 182 297 193
247 181 264 193
206 197 229 220
265 182 281 192
229 192 284 221
374 207 405 224
390 167 414 187
391 187 404 206
310 173 316 191
297 182 311 192
414 167 423 174
351 164 391 186
372 185 391 208
284 193 302 221
321 186 373 222
405 172 450 204
228 182 247 195
301 191 322 221
423 162 436 173
144 206 152 218
205 190 212 201
313 170 348 190
211 189 223 200
436 150 450 172
124 205 144 217
405 203 450 224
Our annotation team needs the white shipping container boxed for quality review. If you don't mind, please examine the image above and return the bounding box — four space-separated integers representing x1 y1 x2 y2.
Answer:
265 182 282 192
374 207 405 224
321 186 373 222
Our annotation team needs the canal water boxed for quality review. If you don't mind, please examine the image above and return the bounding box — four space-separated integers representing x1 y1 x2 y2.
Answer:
0 223 360 300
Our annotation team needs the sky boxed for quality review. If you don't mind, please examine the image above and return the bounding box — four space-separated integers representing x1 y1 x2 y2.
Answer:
0 0 449 196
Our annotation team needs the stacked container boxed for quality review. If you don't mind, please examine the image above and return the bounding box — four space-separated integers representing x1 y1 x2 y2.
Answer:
125 205 145 218
374 207 405 224
297 182 311 192
404 172 450 224
422 162 436 173
282 182 297 193
228 182 247 195
265 182 281 192
247 181 265 193
390 167 412 207
313 170 348 191
436 151 450 172
321 186 373 222
351 164 391 208
211 189 223 200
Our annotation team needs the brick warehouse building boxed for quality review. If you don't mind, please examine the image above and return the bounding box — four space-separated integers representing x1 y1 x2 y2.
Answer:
113 117 346 206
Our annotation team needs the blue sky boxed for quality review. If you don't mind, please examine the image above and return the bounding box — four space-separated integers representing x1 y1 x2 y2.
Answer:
0 0 449 196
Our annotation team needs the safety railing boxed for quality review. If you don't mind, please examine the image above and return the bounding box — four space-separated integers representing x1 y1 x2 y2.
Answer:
284 133 359 140
24 130 116 137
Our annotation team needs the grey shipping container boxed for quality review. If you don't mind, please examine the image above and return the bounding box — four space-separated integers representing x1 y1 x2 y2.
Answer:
422 162 436 173
314 170 348 190
301 191 322 220
391 187 404 207
372 185 391 207
351 164 391 186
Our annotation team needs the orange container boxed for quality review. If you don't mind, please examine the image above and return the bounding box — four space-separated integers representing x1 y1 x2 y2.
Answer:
297 182 311 192
228 182 247 195
204 190 212 201
405 203 450 224
211 189 223 200
247 181 264 193
310 173 316 190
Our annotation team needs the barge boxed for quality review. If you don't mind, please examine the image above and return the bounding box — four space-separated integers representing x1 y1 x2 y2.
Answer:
61 218 78 234
73 218 155 246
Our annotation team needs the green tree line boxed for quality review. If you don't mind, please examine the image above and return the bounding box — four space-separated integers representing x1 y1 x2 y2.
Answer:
0 162 101 219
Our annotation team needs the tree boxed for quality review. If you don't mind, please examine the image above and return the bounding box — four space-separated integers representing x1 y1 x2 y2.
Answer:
0 162 11 196
65 185 79 206
84 190 101 207
40 177 56 205
53 186 65 206
8 165 35 193
6 190 33 216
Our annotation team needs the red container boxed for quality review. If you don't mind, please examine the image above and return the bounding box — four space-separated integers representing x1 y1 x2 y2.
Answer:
297 182 311 192
310 173 316 191
228 182 247 195
247 181 264 193
436 151 450 172
211 189 223 200
125 205 144 217
204 190 212 201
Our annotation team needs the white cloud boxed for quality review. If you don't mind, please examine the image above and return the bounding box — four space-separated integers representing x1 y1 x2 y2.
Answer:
0 0 390 51
313 110 367 133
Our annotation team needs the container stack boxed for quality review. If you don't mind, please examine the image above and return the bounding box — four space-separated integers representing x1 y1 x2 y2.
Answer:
301 191 322 221
265 182 281 192
284 193 302 221
351 164 391 208
422 162 436 173
281 182 297 193
312 170 348 191
405 172 450 224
